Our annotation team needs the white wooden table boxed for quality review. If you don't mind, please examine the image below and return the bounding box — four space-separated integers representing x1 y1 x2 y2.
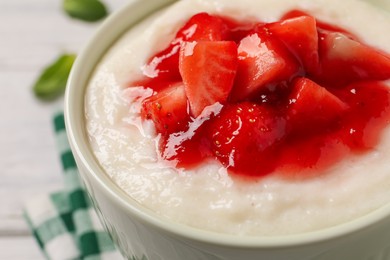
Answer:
0 0 126 258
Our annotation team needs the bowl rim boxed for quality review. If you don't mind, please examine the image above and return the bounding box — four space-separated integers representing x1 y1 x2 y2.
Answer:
64 0 390 249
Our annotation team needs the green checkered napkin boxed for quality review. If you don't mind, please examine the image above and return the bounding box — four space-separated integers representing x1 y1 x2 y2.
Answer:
24 112 122 260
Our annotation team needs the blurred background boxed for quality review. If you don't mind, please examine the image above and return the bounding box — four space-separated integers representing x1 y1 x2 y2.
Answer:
0 0 389 259
0 0 126 258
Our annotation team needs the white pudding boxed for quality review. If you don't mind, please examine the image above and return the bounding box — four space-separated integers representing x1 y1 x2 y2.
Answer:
85 0 390 236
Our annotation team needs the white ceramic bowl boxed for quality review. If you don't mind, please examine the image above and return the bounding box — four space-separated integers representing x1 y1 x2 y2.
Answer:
65 0 390 259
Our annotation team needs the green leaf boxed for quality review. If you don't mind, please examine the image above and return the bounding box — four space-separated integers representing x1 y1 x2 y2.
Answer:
63 0 108 22
33 54 76 100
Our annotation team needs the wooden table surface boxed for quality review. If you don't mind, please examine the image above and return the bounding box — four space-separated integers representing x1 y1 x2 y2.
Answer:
0 0 126 258
1 0 389 259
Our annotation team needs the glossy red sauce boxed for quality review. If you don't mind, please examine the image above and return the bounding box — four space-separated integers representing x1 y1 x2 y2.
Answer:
133 11 390 177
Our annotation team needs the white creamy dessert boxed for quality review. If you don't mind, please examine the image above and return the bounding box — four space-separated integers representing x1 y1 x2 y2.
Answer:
85 0 390 236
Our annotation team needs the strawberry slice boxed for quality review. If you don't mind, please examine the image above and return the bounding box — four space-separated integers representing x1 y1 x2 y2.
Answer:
317 32 390 85
207 102 287 176
230 32 300 102
265 15 319 75
141 13 231 87
141 82 190 135
179 41 238 117
287 77 349 133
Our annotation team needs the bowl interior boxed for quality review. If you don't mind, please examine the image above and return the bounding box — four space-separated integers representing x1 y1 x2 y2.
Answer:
64 0 390 249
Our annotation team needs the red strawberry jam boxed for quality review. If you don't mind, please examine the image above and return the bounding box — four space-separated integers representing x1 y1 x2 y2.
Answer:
135 11 390 177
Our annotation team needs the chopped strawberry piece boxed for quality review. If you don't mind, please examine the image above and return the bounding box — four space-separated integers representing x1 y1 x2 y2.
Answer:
141 13 231 86
265 15 319 75
281 10 308 20
175 12 231 42
179 41 238 117
141 83 190 135
281 10 357 38
207 102 287 176
317 32 390 85
230 32 300 102
288 77 348 133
